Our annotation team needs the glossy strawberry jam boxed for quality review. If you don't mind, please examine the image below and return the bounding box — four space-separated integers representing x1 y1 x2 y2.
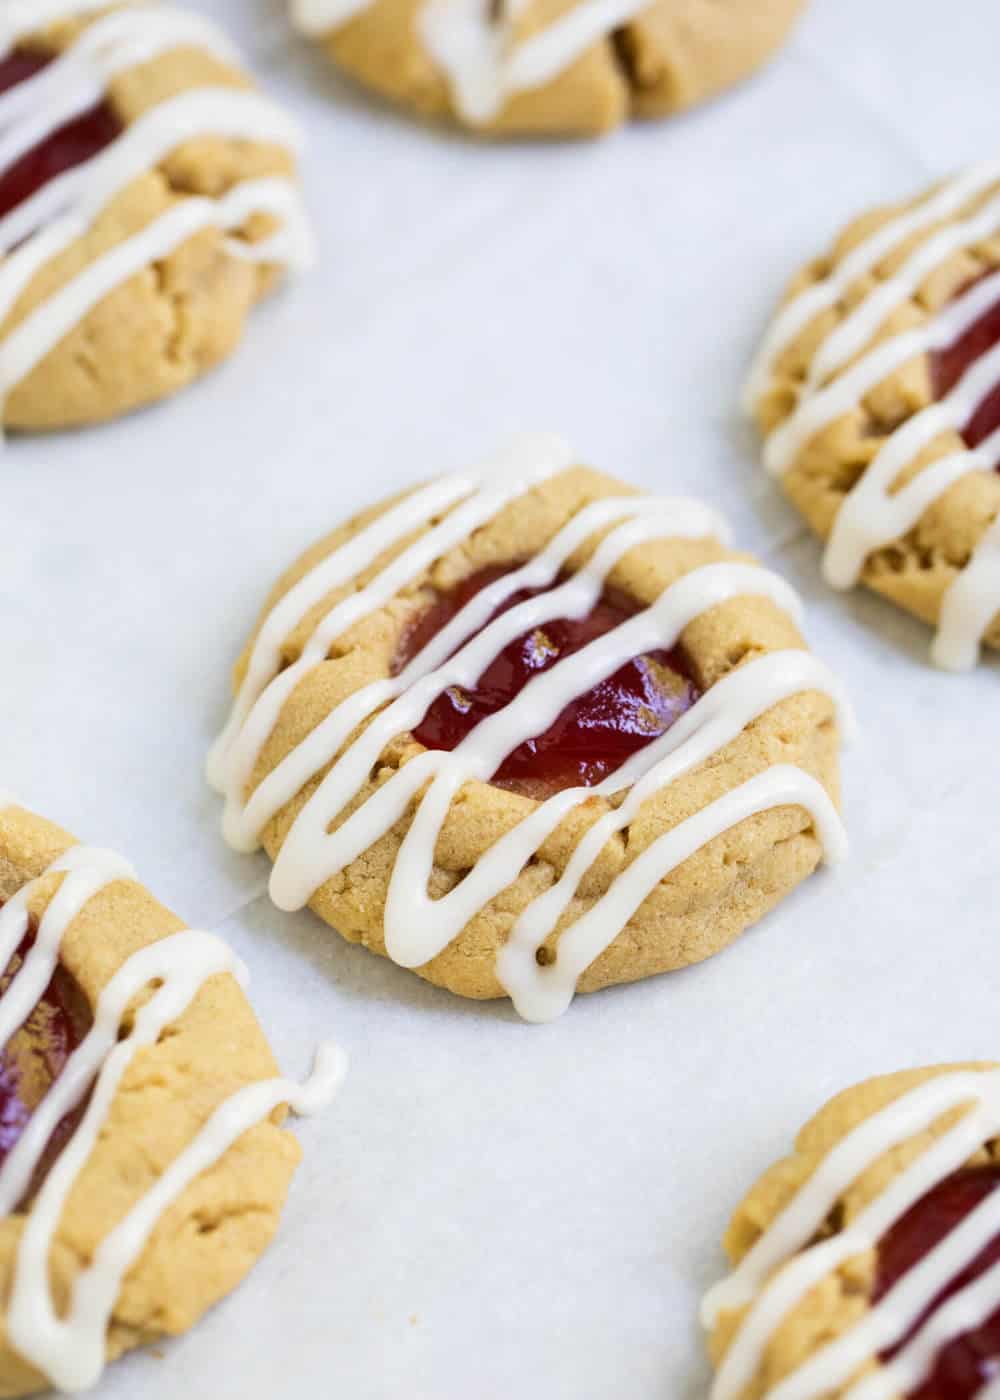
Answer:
932 275 1000 453
874 1165 1000 1398
396 565 701 795
0 51 121 220
0 917 90 1198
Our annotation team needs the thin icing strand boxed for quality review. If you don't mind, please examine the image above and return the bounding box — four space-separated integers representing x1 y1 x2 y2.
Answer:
0 846 135 1049
421 0 650 126
0 838 345 1392
749 169 1000 669
704 1069 1000 1400
0 2 310 430
214 436 850 1021
933 512 1000 670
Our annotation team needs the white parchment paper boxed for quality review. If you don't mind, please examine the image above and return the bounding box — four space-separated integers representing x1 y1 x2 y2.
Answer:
4 0 999 1394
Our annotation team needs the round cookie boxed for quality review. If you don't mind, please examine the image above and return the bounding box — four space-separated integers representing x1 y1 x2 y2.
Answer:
290 0 806 138
209 433 849 1021
0 1 311 433
704 1063 1000 1400
748 165 1000 670
0 796 343 1395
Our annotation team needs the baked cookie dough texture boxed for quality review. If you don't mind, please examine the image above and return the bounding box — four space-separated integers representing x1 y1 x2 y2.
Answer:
704 1063 1000 1400
0 0 310 433
0 797 343 1396
749 164 1000 670
290 0 806 136
209 433 850 1022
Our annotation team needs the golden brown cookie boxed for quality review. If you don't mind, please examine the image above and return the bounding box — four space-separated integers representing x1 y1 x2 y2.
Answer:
748 165 1000 670
209 434 849 1021
290 0 806 137
704 1063 1000 1400
0 1 311 433
0 796 343 1396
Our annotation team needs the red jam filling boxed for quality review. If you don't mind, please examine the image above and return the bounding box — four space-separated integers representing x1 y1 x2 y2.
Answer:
932 275 1000 453
0 51 121 221
396 564 701 796
874 1165 1000 1398
0 915 90 1200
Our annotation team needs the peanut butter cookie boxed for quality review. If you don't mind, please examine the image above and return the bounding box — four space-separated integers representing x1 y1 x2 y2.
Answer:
209 433 849 1020
0 0 310 433
749 164 1000 670
0 796 343 1395
705 1063 1000 1400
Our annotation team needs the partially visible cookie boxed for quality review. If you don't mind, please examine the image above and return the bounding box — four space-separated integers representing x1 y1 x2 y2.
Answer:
0 1 311 433
0 796 343 1396
748 165 1000 670
704 1063 1000 1400
209 433 849 1021
291 0 805 137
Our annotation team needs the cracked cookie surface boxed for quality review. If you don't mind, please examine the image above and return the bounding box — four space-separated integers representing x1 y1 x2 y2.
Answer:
705 1063 1000 1400
748 166 1000 670
290 0 805 137
210 436 847 1019
0 800 330 1397
0 2 309 433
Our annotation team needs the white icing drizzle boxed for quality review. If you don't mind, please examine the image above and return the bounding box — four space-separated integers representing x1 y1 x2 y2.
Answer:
0 846 135 1051
0 1 311 428
703 1068 1000 1400
933 511 1000 671
421 0 650 127
748 168 1000 670
290 0 652 126
212 434 850 1021
0 838 345 1393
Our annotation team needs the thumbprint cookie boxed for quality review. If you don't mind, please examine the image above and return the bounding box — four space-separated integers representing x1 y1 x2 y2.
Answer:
290 0 805 138
748 165 1000 670
0 796 344 1395
209 434 849 1021
0 0 311 434
705 1063 1000 1400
